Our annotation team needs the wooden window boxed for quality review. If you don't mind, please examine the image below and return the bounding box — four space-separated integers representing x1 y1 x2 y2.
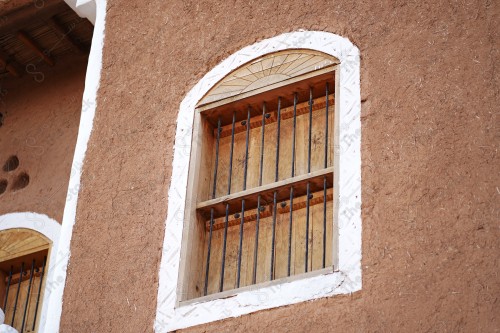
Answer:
0 229 49 333
179 51 338 302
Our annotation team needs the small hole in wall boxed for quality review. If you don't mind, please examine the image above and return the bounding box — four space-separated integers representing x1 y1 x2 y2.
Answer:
0 179 7 195
3 155 19 172
12 172 29 191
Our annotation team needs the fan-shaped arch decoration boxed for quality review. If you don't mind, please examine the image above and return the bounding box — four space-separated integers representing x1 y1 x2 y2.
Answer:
0 229 50 262
198 50 338 106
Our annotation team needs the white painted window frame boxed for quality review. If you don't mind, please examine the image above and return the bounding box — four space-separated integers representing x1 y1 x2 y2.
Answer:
155 30 362 332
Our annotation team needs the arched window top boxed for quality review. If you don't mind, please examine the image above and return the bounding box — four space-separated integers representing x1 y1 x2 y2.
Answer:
199 50 339 106
0 229 50 263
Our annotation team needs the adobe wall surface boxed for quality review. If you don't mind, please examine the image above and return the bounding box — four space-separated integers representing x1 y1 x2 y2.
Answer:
60 0 499 332
0 57 87 222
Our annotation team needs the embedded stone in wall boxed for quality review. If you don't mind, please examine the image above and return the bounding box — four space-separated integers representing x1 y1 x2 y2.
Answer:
2 156 19 172
11 172 29 191
0 180 6 195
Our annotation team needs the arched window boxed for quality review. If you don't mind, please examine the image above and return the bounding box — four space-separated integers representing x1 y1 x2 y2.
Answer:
1 230 48 333
181 49 338 300
0 213 61 333
156 31 361 332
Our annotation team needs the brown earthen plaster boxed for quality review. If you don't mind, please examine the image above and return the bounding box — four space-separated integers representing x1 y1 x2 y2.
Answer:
0 56 88 222
60 1 499 332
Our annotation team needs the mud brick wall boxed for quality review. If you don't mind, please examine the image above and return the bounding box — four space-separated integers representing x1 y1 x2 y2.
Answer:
60 1 499 332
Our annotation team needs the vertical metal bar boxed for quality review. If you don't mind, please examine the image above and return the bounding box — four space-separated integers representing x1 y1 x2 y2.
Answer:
287 93 298 276
243 107 251 190
270 98 281 280
220 112 236 292
237 108 251 288
259 103 266 187
271 191 278 280
275 97 281 182
252 196 261 284
305 87 313 272
11 262 24 326
308 87 313 173
204 117 222 296
212 117 222 199
227 112 236 194
3 266 12 311
323 83 329 268
253 103 266 284
20 260 35 333
220 204 230 292
324 85 329 169
288 187 294 276
305 183 311 272
32 257 46 331
236 200 245 288
204 209 215 296
291 93 298 178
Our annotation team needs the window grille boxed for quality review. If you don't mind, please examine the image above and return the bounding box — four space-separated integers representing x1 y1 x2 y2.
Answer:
1 252 47 333
180 64 337 301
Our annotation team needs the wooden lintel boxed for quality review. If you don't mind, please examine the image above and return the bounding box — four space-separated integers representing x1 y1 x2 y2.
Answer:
16 30 55 66
0 0 66 36
205 188 334 231
197 167 334 219
216 94 335 138
47 16 87 54
4 266 44 285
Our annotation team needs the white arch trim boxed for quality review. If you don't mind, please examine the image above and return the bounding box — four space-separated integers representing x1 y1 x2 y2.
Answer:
155 30 362 332
0 212 61 333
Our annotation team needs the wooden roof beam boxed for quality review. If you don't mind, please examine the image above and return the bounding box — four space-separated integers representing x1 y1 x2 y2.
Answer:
0 50 22 77
16 30 55 66
0 0 66 36
47 15 88 54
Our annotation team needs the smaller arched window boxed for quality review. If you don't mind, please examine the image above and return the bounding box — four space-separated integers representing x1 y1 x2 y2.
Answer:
179 50 339 301
0 213 61 333
0 229 49 333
